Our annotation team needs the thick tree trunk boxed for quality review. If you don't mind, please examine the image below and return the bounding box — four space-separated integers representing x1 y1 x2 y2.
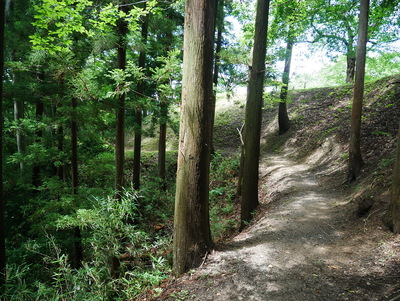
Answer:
240 0 270 228
173 0 216 276
0 0 6 289
114 2 128 197
132 12 148 191
71 97 83 268
347 0 369 183
384 122 400 233
278 38 293 135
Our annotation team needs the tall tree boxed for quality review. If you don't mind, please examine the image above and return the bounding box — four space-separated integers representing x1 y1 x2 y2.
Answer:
347 0 370 183
240 0 270 228
269 0 307 135
71 97 83 268
173 0 216 276
309 0 399 83
115 1 129 196
132 10 148 191
278 36 294 135
384 122 400 233
0 0 6 289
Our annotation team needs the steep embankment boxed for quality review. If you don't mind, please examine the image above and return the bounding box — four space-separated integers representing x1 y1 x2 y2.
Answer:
145 74 400 300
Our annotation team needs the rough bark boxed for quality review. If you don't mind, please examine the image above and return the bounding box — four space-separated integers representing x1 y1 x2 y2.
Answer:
0 0 6 289
114 2 128 197
173 0 216 276
132 13 148 190
347 0 369 183
240 0 270 228
383 123 400 233
278 38 293 135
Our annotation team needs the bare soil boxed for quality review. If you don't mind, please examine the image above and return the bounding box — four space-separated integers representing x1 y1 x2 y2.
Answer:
149 149 400 300
141 75 400 301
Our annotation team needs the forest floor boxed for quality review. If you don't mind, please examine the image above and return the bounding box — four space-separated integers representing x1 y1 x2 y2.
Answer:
149 149 400 300
142 75 400 300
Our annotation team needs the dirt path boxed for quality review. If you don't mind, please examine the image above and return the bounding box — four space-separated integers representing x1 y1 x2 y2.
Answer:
152 151 400 301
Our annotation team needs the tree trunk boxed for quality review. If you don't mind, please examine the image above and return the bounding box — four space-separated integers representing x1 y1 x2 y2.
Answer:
384 122 400 233
14 98 25 171
71 97 83 268
236 144 245 196
209 0 224 155
240 0 270 228
346 55 356 84
132 109 142 190
158 100 167 187
32 94 44 188
0 0 6 289
278 38 293 135
132 12 148 191
173 0 216 276
56 125 64 180
347 0 369 183
114 2 128 197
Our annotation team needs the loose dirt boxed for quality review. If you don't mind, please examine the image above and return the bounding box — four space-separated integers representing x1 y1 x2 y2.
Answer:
149 146 400 301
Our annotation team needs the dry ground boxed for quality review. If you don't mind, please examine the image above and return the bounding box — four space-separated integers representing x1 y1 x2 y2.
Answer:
148 144 400 300
141 75 400 301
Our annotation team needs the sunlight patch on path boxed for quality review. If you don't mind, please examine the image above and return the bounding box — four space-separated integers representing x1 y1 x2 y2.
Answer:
185 153 355 300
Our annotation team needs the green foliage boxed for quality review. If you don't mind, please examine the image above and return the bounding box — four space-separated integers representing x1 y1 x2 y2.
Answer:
105 62 145 100
209 152 240 241
3 191 171 300
30 0 93 54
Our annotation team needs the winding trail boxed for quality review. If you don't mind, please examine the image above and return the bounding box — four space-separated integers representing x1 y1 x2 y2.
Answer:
154 151 397 301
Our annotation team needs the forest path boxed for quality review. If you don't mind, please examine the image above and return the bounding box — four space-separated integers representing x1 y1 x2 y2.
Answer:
153 150 396 301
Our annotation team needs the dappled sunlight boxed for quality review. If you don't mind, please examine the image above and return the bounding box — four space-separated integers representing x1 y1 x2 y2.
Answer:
170 142 397 300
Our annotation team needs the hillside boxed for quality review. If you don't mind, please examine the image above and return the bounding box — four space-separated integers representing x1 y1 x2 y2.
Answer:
141 74 400 300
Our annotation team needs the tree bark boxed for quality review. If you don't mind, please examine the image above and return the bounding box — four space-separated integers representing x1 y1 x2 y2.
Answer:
132 13 148 191
0 0 6 289
55 125 65 180
278 38 293 135
240 0 270 228
132 109 142 190
114 2 129 197
173 0 216 276
346 55 356 84
208 0 224 155
71 97 83 268
347 0 369 183
14 97 25 171
384 122 400 233
158 100 167 187
32 92 44 188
